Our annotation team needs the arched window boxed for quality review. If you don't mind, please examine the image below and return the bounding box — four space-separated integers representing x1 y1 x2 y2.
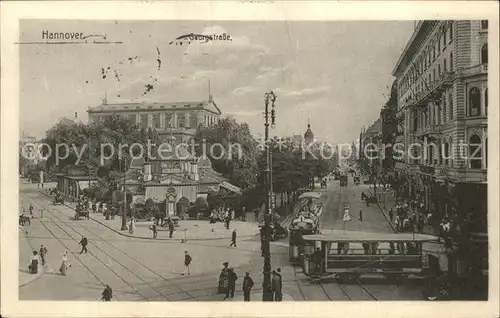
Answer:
468 87 481 116
448 92 453 120
485 138 488 168
444 142 450 166
481 44 488 64
469 135 482 169
485 88 488 115
444 58 447 72
449 22 453 42
438 65 441 76
450 52 453 71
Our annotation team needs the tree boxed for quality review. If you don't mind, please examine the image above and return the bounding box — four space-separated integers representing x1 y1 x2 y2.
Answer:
194 117 260 189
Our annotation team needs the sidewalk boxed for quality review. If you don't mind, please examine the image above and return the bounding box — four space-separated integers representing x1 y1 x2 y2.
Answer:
365 186 450 272
39 190 259 241
19 228 44 287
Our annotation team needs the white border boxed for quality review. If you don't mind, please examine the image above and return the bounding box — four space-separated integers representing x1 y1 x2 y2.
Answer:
1 1 499 318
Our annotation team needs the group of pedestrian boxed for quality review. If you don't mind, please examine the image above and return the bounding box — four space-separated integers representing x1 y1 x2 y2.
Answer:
390 201 426 234
149 217 176 239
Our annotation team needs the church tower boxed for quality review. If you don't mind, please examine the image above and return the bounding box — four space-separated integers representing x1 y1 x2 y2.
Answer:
304 118 315 145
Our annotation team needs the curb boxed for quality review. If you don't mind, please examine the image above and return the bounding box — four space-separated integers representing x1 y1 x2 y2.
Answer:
366 188 398 233
19 227 45 287
39 191 259 242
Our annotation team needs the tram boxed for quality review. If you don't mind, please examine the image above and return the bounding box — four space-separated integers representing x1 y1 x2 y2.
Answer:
301 230 439 282
286 192 323 263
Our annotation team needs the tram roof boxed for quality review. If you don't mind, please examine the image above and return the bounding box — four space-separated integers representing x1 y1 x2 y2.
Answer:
302 230 438 243
298 192 322 199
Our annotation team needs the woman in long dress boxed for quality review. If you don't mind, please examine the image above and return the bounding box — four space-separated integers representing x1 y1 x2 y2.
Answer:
28 251 39 274
129 218 136 235
59 252 70 276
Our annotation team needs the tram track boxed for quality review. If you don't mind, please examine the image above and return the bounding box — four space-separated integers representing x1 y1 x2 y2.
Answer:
25 196 200 301
47 207 201 301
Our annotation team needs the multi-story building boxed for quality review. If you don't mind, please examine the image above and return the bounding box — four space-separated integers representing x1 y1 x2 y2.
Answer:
87 94 222 143
392 20 488 285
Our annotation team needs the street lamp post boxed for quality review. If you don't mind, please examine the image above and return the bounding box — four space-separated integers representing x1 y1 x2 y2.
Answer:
262 91 276 301
121 155 128 231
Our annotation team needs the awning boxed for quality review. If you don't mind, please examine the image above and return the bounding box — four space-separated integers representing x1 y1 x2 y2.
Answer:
78 181 96 190
220 181 242 194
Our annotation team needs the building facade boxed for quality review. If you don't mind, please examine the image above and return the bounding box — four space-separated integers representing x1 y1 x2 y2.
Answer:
392 20 488 281
87 95 222 143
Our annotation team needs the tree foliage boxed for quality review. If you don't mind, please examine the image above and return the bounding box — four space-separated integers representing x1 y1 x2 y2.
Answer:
194 117 260 189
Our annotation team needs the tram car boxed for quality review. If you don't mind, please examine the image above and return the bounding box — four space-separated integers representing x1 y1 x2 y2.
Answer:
286 192 323 263
53 193 65 205
301 230 439 282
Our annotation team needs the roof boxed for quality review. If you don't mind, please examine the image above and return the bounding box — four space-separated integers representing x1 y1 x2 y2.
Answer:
392 21 439 76
298 192 323 200
364 118 382 135
88 99 222 115
303 230 438 243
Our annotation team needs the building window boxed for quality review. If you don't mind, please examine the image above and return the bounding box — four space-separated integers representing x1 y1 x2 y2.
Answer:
443 58 447 72
481 20 488 29
438 64 441 76
449 52 453 71
485 138 488 168
437 38 441 53
448 92 453 120
152 114 160 129
164 113 173 128
469 135 482 169
449 22 453 42
177 112 186 128
468 87 481 116
189 112 197 128
481 44 488 64
444 142 450 165
485 88 488 115
140 114 148 129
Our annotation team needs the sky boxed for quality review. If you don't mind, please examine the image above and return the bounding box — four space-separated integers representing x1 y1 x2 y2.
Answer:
20 20 415 144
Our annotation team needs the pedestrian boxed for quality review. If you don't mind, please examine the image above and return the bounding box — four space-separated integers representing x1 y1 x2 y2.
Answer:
361 192 365 201
59 251 71 276
242 272 254 301
29 204 34 218
276 268 283 301
101 284 113 301
151 223 158 239
28 251 39 274
79 236 88 254
358 210 363 222
168 220 175 238
183 251 192 276
230 229 237 247
271 270 282 301
417 215 424 234
389 208 394 222
224 268 238 300
92 200 97 214
129 218 136 235
254 209 259 221
39 245 48 266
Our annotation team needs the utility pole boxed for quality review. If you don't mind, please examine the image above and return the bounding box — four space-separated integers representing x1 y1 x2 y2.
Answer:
262 91 276 301
121 155 128 231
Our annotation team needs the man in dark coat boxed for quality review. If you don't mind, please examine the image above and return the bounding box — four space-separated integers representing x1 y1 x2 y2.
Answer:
79 236 88 254
168 220 175 238
230 229 237 247
101 284 113 301
242 272 254 301
224 268 238 300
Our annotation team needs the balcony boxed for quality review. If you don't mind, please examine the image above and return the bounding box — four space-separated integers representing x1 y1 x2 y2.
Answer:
457 64 488 77
434 72 454 91
448 168 487 183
